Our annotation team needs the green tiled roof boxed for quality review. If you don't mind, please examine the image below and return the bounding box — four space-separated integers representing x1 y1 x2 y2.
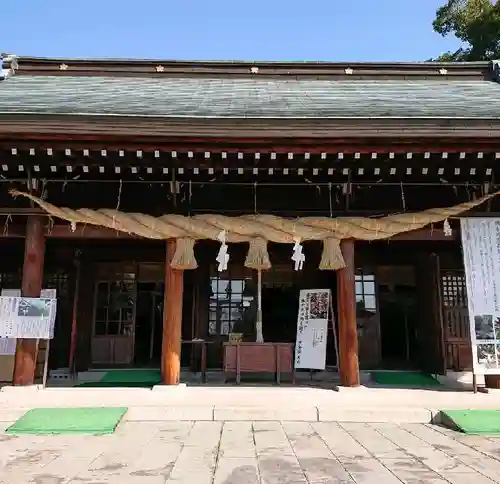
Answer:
1 75 500 119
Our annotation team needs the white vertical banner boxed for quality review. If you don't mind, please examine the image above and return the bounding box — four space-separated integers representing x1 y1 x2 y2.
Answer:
461 218 500 374
0 289 20 356
294 289 331 370
0 337 16 356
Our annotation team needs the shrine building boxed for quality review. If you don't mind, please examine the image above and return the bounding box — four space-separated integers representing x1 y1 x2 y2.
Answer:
0 54 499 386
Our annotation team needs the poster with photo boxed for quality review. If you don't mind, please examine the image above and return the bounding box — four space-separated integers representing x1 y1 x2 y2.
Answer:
0 289 55 355
294 289 333 370
0 289 57 341
461 218 500 374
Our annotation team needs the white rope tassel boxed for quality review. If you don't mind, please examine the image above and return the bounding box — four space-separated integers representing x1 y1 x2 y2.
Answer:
291 239 305 271
216 230 229 272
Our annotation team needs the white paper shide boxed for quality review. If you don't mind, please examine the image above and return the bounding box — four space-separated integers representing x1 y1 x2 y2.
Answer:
461 218 500 374
294 289 330 370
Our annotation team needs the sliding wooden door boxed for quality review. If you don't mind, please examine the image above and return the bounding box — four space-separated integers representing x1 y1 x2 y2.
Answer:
91 266 137 366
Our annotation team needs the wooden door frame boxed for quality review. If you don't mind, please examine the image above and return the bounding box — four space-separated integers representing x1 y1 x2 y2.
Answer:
440 269 472 371
145 289 163 363
90 270 138 367
415 253 447 375
431 253 447 374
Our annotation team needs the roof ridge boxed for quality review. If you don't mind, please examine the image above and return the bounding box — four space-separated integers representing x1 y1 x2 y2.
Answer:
13 55 495 65
5 56 493 81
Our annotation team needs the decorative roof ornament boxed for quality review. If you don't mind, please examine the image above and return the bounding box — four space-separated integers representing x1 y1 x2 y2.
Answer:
155 65 165 73
5 55 18 72
344 67 354 75
59 63 68 71
1 54 18 80
439 68 448 75
492 60 500 83
250 66 259 74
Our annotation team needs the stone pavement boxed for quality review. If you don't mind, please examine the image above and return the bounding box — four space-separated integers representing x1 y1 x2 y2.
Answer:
1 420 500 483
3 385 500 424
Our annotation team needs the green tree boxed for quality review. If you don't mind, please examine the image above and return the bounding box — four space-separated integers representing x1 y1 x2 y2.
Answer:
432 0 500 60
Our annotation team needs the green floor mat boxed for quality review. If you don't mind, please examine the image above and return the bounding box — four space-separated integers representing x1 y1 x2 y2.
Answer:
440 410 500 435
75 381 156 388
7 407 127 435
100 369 161 384
73 369 162 388
371 371 441 387
75 369 162 388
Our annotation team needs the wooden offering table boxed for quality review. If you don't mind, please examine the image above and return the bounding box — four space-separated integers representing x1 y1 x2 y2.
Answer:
223 342 295 384
182 339 211 383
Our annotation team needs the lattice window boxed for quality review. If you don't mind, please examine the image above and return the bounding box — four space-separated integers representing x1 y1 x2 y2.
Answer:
44 271 69 296
355 272 377 315
0 271 21 291
209 266 255 336
441 274 467 308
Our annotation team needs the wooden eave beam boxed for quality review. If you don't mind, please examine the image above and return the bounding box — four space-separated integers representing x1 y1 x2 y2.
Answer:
2 137 500 154
391 229 458 241
45 225 138 239
0 224 137 239
0 223 458 242
2 116 500 140
44 225 458 241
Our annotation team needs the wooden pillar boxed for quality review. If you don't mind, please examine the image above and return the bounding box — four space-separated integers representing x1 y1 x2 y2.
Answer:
74 256 94 372
12 215 46 386
68 252 81 374
336 239 360 387
161 239 184 385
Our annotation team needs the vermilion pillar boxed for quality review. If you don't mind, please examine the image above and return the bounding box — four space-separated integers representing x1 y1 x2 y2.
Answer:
12 215 46 385
161 239 184 385
336 239 360 387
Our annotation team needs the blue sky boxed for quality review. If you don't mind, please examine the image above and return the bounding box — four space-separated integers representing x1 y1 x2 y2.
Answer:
3 0 461 61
